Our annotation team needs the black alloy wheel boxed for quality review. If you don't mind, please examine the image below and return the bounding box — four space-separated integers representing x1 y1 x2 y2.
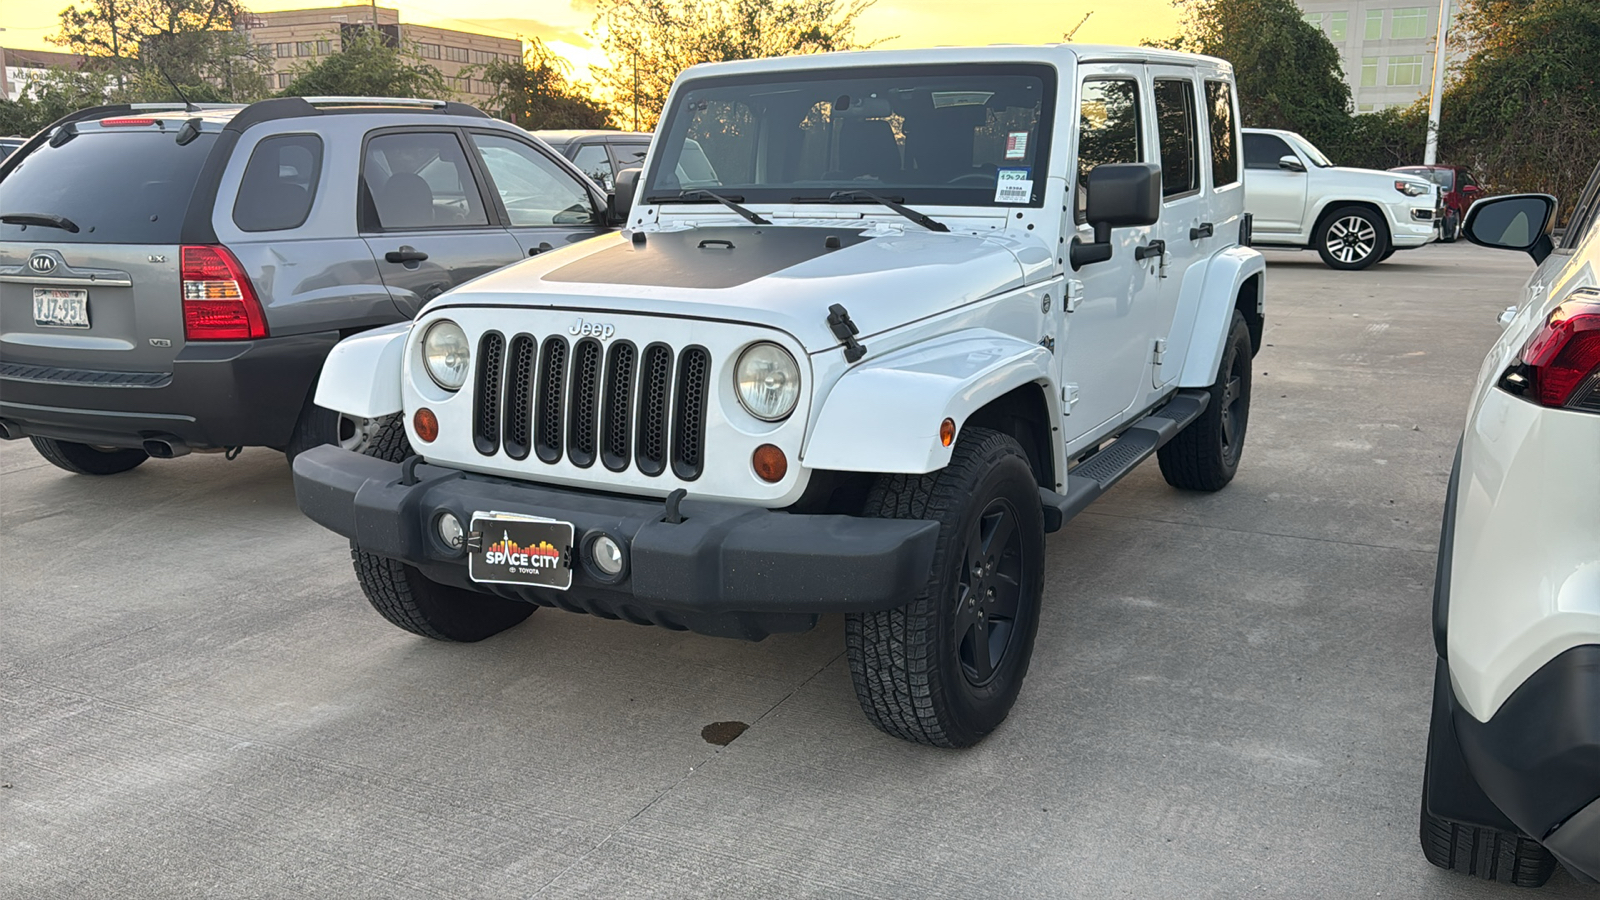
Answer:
954 497 1026 687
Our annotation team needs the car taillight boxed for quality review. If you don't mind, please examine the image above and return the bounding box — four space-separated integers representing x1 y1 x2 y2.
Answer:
181 245 268 340
1501 290 1600 411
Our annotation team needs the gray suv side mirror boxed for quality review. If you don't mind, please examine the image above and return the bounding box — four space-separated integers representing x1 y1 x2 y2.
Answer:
611 166 642 225
1278 155 1306 173
1462 194 1558 264
1070 163 1162 270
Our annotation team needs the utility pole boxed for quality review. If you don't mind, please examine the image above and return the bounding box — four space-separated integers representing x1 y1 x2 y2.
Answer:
632 47 639 132
106 0 124 91
1424 0 1451 164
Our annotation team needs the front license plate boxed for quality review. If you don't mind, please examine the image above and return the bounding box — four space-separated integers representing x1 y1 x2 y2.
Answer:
33 288 89 328
468 512 574 590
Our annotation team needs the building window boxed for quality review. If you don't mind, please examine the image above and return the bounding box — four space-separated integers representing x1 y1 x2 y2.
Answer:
1329 11 1348 40
418 42 440 59
317 39 331 54
471 49 497 64
1365 9 1384 40
1357 103 1377 113
1302 11 1324 29
1360 56 1380 87
444 46 468 63
278 72 292 88
1388 54 1425 86
296 41 314 57
1392 7 1428 39
276 42 292 58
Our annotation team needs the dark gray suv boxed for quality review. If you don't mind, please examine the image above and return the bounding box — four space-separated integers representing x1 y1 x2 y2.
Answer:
0 97 618 475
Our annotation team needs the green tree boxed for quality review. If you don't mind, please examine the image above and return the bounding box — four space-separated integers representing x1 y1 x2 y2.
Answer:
471 37 614 128
1153 0 1350 150
592 0 879 131
52 0 270 100
279 29 449 100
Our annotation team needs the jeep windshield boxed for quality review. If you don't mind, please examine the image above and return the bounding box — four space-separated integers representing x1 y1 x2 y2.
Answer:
643 63 1057 210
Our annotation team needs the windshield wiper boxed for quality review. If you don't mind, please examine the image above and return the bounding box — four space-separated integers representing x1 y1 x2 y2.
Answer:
643 189 771 225
791 190 949 233
1 212 80 233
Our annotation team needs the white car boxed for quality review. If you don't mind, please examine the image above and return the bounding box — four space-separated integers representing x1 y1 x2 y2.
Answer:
1243 127 1439 270
293 44 1266 748
1420 165 1600 887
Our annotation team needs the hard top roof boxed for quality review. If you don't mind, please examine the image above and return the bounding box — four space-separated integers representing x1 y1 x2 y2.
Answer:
676 43 1232 80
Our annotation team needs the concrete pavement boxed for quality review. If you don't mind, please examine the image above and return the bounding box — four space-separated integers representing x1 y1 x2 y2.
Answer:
3 241 1594 898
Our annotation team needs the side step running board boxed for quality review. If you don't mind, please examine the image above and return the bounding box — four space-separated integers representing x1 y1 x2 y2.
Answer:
1039 389 1210 532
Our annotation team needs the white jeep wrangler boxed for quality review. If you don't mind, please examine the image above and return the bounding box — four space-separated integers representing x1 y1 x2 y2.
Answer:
294 44 1267 748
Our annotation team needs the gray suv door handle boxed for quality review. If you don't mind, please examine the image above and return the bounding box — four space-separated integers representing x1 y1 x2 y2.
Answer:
385 246 429 266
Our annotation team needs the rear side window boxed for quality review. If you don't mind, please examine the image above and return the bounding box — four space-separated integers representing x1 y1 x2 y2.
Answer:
233 134 322 232
611 143 649 171
362 131 489 230
0 130 217 244
1205 81 1238 187
1153 79 1199 198
571 143 614 189
1243 132 1294 169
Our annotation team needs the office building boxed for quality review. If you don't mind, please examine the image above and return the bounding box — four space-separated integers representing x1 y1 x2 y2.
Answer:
238 5 522 99
1294 0 1457 113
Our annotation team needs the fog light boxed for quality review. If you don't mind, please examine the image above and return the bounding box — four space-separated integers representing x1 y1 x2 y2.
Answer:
436 511 464 550
590 534 624 577
413 407 438 442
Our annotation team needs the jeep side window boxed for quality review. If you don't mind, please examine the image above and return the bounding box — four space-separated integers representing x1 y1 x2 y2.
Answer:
1076 78 1143 223
1242 132 1294 169
362 131 489 230
1204 80 1238 187
1153 79 1200 198
469 132 597 227
233 133 322 232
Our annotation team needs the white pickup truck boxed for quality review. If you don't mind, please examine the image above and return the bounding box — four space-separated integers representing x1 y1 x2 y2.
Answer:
293 44 1267 747
1243 127 1439 269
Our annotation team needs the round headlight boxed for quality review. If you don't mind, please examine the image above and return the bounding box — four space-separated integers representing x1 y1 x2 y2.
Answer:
422 320 471 391
734 342 801 421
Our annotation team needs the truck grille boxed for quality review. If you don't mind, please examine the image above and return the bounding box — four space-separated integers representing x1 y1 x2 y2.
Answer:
474 335 708 479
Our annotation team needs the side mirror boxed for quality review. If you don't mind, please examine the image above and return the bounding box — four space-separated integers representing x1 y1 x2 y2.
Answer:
1462 184 1482 195
1462 194 1558 264
1278 155 1306 173
610 166 642 225
1070 162 1161 270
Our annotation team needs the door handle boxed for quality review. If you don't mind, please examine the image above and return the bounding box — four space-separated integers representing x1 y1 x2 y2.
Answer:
528 242 554 257
385 246 429 265
1134 239 1166 262
1189 222 1214 240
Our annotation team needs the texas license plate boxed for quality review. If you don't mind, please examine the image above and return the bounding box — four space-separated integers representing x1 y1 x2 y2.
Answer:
468 512 574 590
33 288 89 328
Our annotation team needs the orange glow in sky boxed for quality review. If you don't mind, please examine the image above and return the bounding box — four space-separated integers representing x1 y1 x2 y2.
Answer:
2 0 1182 88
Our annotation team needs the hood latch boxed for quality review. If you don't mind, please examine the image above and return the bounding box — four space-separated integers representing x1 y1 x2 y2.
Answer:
827 304 868 363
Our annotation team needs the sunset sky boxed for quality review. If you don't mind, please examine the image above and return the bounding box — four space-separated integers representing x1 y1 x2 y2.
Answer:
1 0 1182 89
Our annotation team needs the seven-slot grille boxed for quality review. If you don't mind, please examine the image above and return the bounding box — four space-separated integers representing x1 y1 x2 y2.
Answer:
474 335 710 480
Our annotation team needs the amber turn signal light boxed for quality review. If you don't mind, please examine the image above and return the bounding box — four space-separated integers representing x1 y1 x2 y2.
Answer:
752 443 787 482
940 418 955 447
413 407 439 443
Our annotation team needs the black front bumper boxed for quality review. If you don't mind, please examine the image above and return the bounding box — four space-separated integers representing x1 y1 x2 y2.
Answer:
0 332 338 451
292 445 940 640
1427 648 1600 882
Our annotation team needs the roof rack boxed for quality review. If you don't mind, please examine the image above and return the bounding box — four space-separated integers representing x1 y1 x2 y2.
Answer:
128 102 243 111
299 96 448 108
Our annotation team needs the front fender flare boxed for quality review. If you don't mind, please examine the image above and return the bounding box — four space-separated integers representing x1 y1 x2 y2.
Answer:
313 322 409 418
1176 246 1266 387
803 329 1053 474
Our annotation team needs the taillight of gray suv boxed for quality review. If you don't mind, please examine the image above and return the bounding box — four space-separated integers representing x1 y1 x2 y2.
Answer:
0 97 621 475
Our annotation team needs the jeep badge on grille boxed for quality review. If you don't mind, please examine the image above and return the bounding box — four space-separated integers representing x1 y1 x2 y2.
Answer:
569 319 616 340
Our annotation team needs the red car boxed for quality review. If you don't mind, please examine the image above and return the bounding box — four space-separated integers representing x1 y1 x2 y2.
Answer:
1391 164 1485 242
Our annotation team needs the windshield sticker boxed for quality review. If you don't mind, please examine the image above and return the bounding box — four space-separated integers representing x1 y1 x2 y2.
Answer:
1005 132 1030 159
995 167 1032 204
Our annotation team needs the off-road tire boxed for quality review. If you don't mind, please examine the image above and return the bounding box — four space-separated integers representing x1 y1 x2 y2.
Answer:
845 427 1045 748
350 416 535 641
1420 798 1558 887
283 391 378 461
30 437 148 475
1315 205 1390 270
1158 311 1252 492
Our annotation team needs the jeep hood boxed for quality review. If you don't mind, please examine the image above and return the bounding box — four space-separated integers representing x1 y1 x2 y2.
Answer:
428 225 1044 353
